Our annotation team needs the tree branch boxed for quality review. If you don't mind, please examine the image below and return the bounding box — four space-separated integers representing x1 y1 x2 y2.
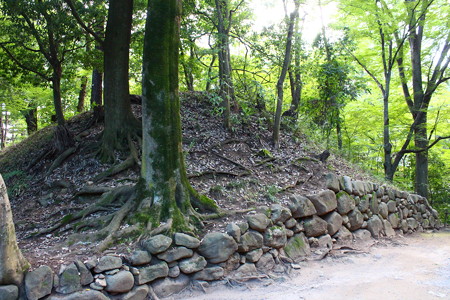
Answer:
64 0 105 46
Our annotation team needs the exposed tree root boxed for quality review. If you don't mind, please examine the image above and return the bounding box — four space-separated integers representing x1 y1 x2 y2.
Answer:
92 156 136 183
200 208 253 221
96 198 136 251
212 150 252 173
188 170 251 179
30 186 134 237
75 186 113 196
46 146 77 176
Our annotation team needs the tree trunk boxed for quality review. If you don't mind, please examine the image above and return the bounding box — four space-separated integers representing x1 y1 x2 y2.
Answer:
0 174 29 285
414 109 429 198
142 0 217 229
23 106 38 135
214 0 236 129
0 106 5 148
272 0 300 147
90 69 104 122
52 67 65 126
77 76 88 112
100 0 139 161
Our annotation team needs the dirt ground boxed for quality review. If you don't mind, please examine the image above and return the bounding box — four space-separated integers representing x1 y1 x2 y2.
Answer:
177 231 450 300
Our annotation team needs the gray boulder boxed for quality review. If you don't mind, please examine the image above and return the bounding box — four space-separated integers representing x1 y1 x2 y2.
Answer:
25 265 53 300
353 229 372 241
135 262 169 285
74 260 94 286
326 173 340 192
284 233 311 260
56 263 81 294
126 251 151 267
111 285 149 300
46 290 109 300
151 274 190 298
358 195 370 213
157 247 193 263
198 232 238 263
105 270 134 293
233 263 258 277
341 176 353 194
142 235 173 255
270 204 292 223
94 256 122 273
256 253 275 271
324 211 343 236
367 215 383 238
379 202 389 219
238 231 264 252
247 213 271 232
317 234 333 248
383 220 396 237
336 191 356 215
352 180 365 196
193 267 224 281
0 285 18 300
347 209 364 231
264 226 287 248
370 194 380 214
388 213 400 229
226 223 241 242
288 195 317 218
179 255 207 274
306 190 337 216
246 249 264 263
407 218 419 230
304 215 328 237
387 200 397 213
333 226 353 242
174 233 200 249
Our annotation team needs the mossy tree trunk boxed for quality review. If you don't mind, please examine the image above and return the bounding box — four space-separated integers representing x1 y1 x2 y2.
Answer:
100 0 140 161
141 0 217 232
0 174 29 285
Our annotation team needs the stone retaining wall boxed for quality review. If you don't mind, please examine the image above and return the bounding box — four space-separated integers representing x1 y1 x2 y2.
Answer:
0 174 442 300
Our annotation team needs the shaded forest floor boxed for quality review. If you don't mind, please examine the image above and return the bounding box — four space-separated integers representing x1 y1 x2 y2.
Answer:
0 92 376 271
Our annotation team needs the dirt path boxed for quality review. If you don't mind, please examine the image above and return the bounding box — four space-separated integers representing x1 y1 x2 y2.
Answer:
177 231 450 300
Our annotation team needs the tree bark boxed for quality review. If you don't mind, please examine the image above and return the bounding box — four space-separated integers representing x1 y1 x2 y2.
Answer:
23 106 38 135
142 0 217 229
0 174 29 285
77 76 88 112
214 0 236 129
100 0 139 161
91 69 104 122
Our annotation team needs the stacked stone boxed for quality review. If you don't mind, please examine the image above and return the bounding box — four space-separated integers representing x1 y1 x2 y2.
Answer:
14 174 441 300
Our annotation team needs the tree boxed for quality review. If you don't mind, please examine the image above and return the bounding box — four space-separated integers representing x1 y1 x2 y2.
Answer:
65 0 140 161
272 0 300 147
0 174 29 286
141 0 218 230
395 0 450 197
0 0 79 152
99 0 140 161
338 0 450 195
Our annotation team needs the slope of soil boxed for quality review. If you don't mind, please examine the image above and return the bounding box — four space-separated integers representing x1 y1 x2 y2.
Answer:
1 92 378 271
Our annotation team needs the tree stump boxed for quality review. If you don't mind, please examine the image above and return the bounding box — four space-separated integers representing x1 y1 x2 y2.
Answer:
0 174 29 285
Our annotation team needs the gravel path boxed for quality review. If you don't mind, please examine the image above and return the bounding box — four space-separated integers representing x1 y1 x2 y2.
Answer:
177 231 450 300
